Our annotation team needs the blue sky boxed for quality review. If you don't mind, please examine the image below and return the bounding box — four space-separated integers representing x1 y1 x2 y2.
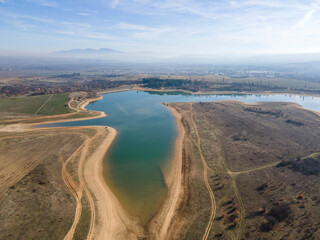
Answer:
0 0 320 56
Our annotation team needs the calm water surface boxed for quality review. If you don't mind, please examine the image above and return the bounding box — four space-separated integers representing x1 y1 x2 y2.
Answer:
44 91 320 224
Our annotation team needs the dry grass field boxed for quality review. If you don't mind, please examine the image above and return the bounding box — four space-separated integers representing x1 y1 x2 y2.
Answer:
168 101 320 240
0 129 85 239
0 126 118 240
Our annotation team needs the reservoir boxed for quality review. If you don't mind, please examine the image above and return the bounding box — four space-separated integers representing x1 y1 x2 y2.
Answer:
44 91 320 224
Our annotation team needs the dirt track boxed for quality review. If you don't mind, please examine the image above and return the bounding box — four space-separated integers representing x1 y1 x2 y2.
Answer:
60 126 145 240
190 103 217 240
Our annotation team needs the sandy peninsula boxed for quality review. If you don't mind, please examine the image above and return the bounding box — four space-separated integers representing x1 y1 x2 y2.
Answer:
83 126 145 240
44 94 145 239
148 105 186 240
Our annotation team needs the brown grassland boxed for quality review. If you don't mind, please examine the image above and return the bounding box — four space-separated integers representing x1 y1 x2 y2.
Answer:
167 101 320 240
0 128 85 239
0 123 124 239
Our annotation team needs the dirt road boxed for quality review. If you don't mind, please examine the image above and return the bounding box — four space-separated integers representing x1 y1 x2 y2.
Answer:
189 103 217 240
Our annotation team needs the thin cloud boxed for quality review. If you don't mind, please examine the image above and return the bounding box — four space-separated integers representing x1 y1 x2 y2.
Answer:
291 2 319 30
56 30 115 41
117 23 156 31
24 0 58 7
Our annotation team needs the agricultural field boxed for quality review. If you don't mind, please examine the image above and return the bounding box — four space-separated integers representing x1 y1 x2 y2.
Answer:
168 101 320 239
0 93 71 120
0 92 104 125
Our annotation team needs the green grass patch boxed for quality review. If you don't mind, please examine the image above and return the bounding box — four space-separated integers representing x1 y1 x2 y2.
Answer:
308 152 320 160
37 93 71 115
0 93 71 116
0 94 49 114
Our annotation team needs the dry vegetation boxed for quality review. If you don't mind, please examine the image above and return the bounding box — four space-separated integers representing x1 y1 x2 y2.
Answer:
0 125 120 240
0 129 85 239
168 101 320 240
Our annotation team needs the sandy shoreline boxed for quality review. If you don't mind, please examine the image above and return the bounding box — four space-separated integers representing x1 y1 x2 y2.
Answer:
0 91 146 239
97 87 133 95
46 94 145 239
40 94 146 239
133 86 320 98
148 105 186 240
84 127 145 240
80 93 188 240
35 95 107 125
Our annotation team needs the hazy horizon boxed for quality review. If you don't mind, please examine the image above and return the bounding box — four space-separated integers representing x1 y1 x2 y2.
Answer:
1 0 320 57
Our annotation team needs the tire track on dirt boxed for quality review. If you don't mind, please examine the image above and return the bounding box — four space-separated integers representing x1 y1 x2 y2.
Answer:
78 131 97 240
190 103 216 240
35 94 53 115
62 128 99 240
202 113 246 240
62 131 92 240
229 161 281 176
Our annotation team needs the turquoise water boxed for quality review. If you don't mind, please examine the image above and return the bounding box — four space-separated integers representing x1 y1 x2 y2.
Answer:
43 91 320 224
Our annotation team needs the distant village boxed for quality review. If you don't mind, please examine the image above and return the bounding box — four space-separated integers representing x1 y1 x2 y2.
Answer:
0 73 140 97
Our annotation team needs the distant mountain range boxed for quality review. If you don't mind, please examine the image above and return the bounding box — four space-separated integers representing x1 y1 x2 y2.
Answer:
48 48 320 65
50 48 163 62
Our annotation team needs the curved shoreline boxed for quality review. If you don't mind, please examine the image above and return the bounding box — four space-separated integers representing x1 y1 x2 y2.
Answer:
42 94 145 239
77 91 188 240
148 105 186 240
84 127 144 239
133 86 320 98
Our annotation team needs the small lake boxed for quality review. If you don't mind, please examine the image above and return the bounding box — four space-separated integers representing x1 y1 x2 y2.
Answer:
43 90 320 224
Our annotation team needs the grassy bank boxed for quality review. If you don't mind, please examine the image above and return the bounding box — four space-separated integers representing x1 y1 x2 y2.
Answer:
0 93 71 116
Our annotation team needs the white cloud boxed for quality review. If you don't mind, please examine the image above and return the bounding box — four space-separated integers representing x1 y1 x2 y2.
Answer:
117 23 155 31
110 0 120 9
78 12 92 16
